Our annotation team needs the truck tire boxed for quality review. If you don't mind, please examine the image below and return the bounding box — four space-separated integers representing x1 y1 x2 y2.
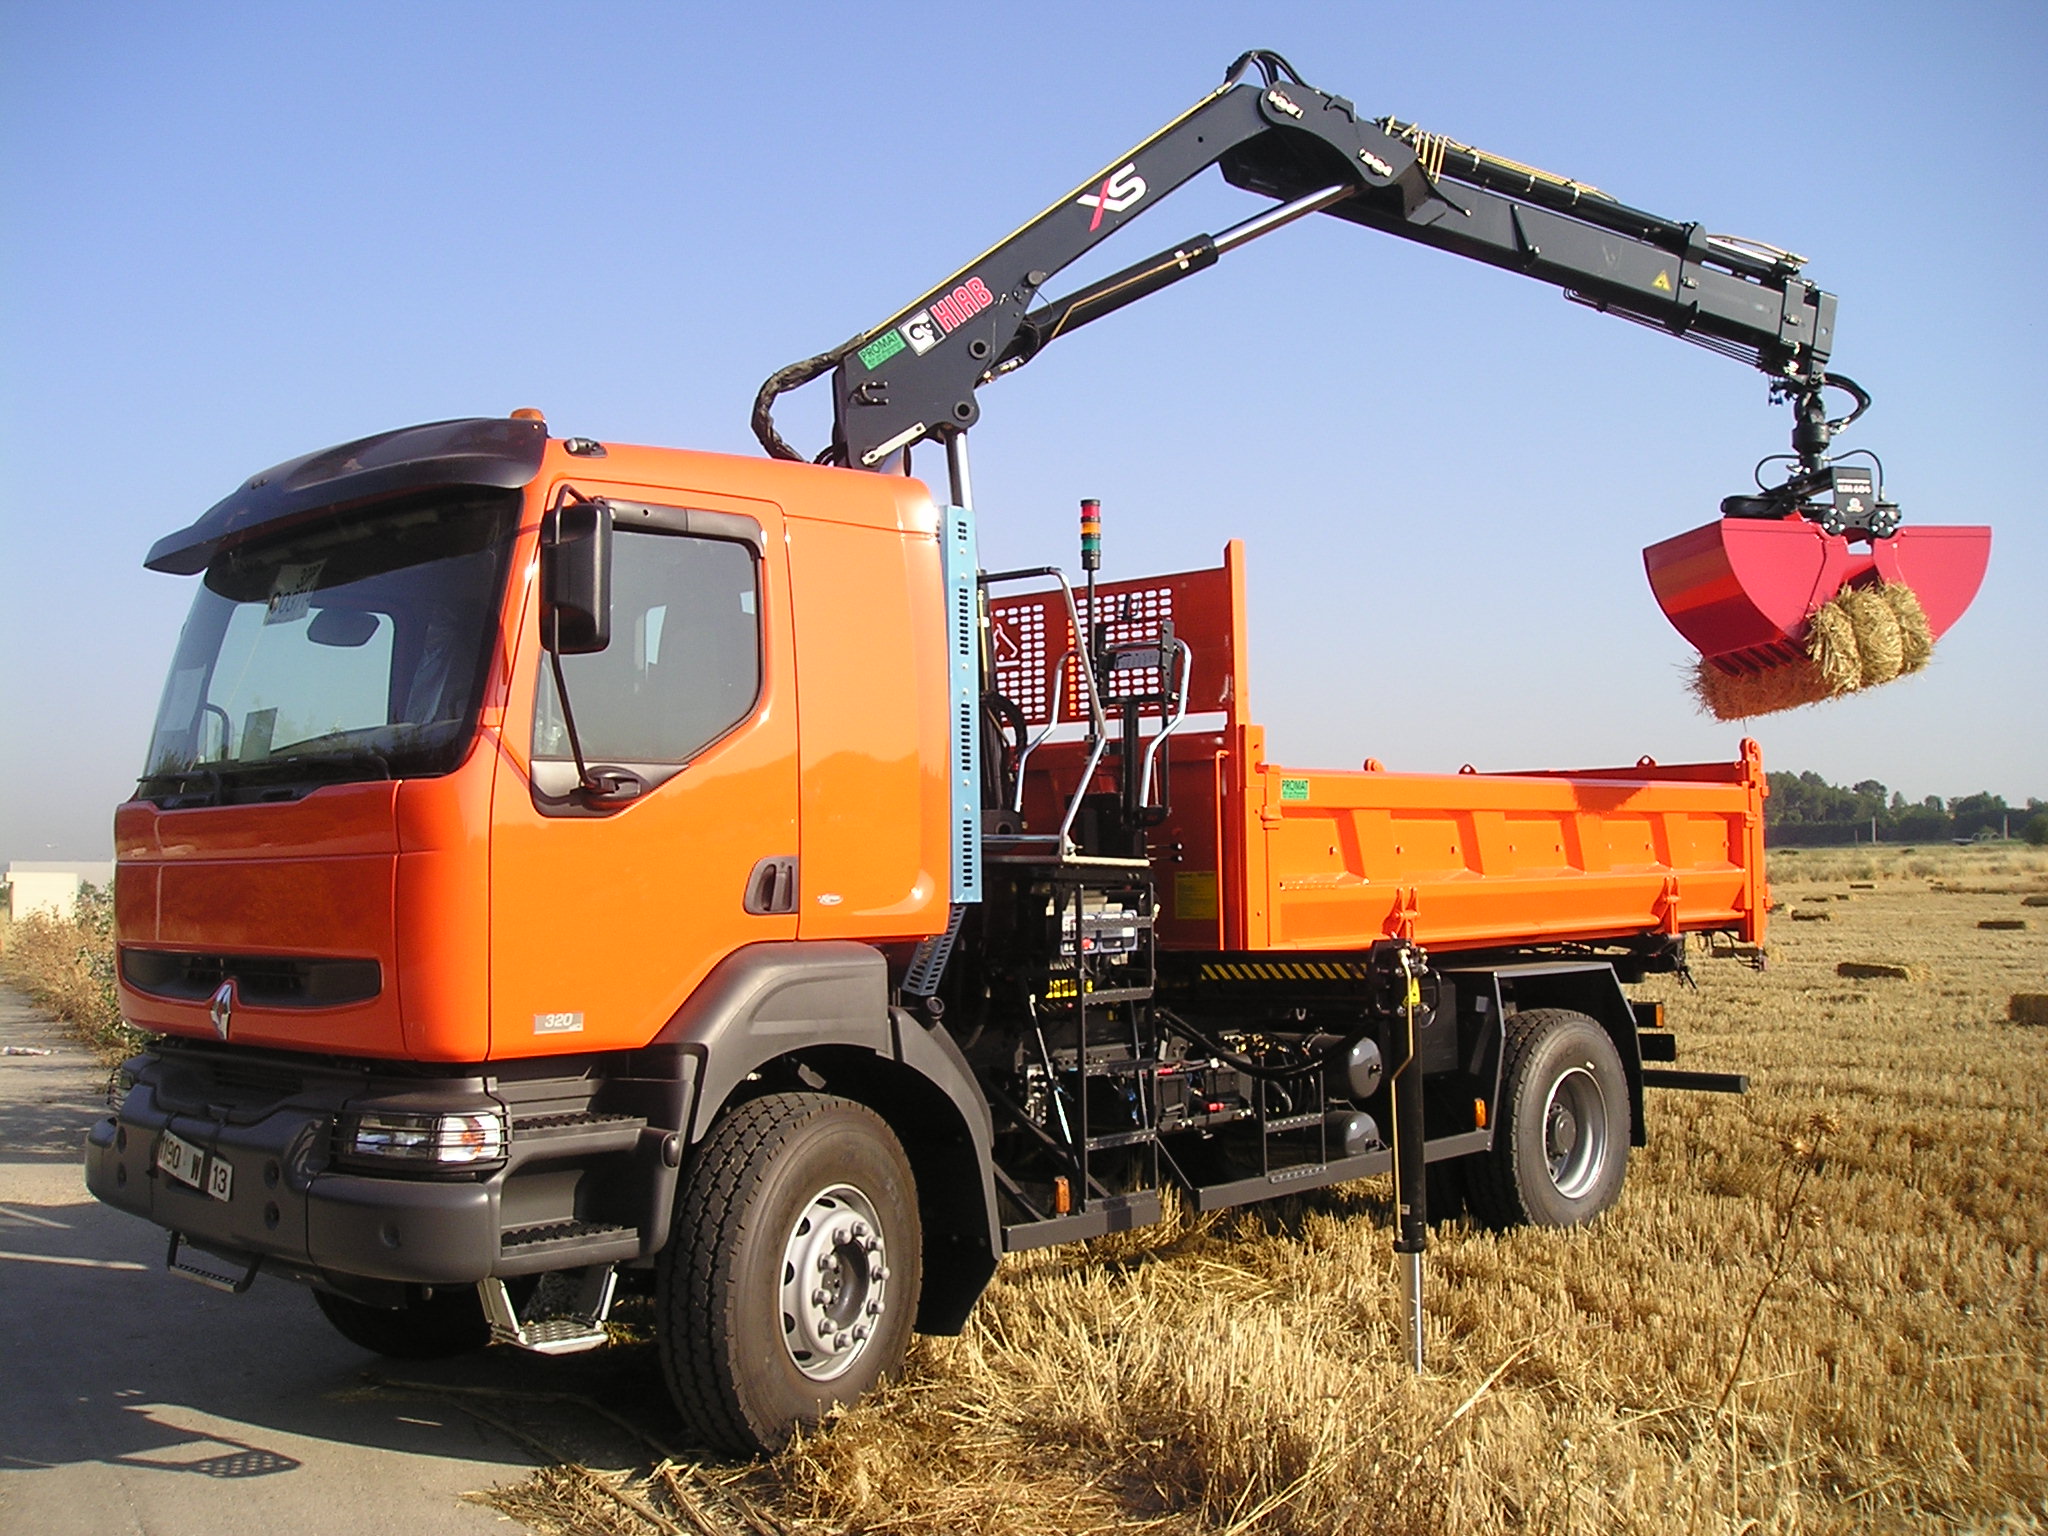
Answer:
1463 1008 1629 1231
312 1284 491 1360
657 1092 922 1455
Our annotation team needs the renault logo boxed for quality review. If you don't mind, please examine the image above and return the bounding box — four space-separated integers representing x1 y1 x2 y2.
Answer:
209 981 235 1041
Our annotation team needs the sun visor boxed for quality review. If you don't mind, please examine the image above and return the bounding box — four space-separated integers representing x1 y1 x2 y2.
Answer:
144 417 549 575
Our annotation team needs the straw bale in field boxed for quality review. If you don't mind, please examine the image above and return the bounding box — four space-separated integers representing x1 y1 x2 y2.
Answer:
1790 910 1832 922
2023 894 2048 908
1837 961 1923 981
1980 919 2028 931
2011 993 2048 1025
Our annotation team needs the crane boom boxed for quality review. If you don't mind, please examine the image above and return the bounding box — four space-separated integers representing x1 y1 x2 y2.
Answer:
754 50 1837 479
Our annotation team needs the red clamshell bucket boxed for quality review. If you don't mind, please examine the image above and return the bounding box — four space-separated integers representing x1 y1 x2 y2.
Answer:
1643 517 1992 675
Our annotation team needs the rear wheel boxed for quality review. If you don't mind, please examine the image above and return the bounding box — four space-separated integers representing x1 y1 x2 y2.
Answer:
312 1284 491 1360
1464 1008 1629 1230
657 1093 922 1455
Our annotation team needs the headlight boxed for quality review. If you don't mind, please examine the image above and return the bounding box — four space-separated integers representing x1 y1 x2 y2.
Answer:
341 1109 506 1167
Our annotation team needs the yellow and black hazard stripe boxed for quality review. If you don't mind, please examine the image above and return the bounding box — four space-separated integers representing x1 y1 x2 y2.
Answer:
1192 959 1373 984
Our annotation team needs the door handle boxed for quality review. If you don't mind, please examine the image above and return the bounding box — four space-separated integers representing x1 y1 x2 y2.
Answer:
744 856 799 915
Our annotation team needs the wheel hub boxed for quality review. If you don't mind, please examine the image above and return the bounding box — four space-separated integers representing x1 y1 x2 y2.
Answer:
1542 1065 1608 1200
778 1183 889 1381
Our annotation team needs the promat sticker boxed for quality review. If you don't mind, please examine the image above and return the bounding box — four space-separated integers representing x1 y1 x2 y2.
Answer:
264 562 325 625
858 329 906 371
1279 777 1310 802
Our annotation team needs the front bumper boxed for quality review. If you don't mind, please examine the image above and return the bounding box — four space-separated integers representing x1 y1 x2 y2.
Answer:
83 1041 673 1288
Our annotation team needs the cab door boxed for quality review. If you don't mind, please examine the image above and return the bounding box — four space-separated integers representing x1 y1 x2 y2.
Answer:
488 488 798 1057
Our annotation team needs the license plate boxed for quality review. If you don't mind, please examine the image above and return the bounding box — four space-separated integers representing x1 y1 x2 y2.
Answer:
155 1130 233 1202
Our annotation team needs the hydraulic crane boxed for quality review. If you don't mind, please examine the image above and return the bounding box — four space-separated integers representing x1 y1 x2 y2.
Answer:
754 49 1988 715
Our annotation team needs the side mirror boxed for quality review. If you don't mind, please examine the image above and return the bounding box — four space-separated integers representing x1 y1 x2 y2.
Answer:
540 498 613 654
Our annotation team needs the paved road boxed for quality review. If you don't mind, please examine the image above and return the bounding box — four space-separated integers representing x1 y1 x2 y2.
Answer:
0 989 556 1536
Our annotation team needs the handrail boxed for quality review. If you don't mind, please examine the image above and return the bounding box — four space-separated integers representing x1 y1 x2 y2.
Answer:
1136 637 1194 812
981 567 1110 854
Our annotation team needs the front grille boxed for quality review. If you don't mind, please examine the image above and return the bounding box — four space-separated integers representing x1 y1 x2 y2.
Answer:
155 1052 310 1118
122 949 381 1008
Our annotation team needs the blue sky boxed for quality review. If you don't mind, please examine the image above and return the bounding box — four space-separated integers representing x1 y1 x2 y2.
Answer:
3 0 2042 860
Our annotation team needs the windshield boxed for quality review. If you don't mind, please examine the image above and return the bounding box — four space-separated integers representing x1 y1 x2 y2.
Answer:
139 493 518 806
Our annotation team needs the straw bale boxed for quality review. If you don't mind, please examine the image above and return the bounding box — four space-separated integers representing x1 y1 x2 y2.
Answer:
1979 919 2028 931
1837 961 1923 981
1687 578 1938 720
1805 599 1863 693
2023 895 2048 908
1790 909 1832 922
1884 583 1934 673
1842 585 1904 685
2012 994 2048 1025
1690 656 1833 721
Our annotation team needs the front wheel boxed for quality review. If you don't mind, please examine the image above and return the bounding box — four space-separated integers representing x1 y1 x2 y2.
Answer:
657 1093 922 1455
1463 1008 1630 1230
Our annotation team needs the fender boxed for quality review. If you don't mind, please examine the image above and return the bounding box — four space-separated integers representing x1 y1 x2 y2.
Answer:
649 940 1001 1331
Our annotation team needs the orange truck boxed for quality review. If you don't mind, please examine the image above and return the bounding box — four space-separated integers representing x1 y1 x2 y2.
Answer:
86 51 1981 1455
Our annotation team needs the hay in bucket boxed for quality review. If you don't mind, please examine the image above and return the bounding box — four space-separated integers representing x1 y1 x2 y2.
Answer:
1886 583 1934 672
1691 654 1834 720
1692 579 1937 721
1842 584 1905 685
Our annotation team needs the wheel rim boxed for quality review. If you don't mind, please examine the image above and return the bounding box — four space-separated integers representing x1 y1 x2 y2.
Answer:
778 1183 889 1382
1542 1066 1609 1200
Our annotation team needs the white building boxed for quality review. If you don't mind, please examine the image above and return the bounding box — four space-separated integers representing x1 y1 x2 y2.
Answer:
3 862 115 922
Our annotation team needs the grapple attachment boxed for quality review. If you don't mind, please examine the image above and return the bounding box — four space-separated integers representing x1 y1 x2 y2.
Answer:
1644 517 1991 719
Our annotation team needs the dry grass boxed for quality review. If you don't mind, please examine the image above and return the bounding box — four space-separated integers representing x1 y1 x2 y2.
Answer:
0 889 144 1061
474 844 2047 1535
1768 844 2048 888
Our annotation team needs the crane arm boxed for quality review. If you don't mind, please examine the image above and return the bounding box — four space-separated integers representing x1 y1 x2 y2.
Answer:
753 50 1853 503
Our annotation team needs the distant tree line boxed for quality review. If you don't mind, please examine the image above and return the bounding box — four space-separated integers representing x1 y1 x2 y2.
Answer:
1765 771 2048 846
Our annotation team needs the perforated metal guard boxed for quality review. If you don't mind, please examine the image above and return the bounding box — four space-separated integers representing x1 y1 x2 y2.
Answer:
988 561 1239 730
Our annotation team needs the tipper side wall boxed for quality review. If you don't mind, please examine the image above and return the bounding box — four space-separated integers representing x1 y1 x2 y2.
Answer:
997 542 1767 956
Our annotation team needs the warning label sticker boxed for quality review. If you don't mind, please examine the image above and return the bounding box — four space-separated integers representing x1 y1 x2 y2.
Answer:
1174 871 1219 922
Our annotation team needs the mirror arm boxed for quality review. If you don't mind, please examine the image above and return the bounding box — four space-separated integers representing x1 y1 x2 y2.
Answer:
545 643 600 796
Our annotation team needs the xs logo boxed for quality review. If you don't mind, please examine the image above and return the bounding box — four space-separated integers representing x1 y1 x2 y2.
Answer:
1076 162 1148 230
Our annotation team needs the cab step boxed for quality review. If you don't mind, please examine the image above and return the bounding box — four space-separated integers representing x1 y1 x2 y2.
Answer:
498 1218 641 1272
478 1266 617 1356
